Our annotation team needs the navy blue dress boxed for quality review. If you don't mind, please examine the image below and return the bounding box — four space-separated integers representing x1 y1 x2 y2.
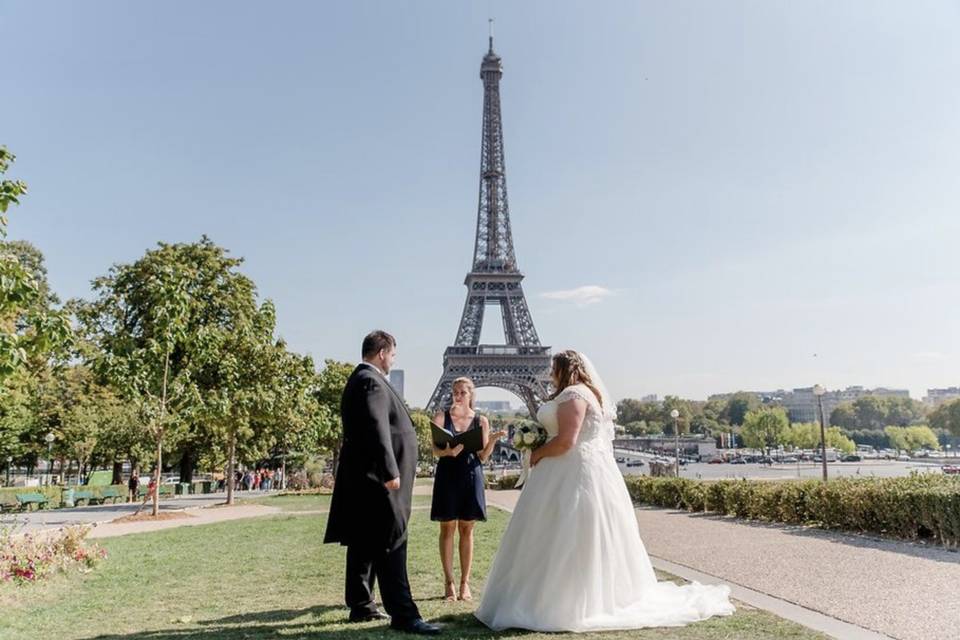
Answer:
430 411 487 522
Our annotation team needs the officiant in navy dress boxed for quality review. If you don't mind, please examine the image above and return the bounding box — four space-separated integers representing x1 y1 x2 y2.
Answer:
431 377 505 602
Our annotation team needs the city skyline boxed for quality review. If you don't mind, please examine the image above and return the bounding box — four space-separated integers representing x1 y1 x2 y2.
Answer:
2 2 958 407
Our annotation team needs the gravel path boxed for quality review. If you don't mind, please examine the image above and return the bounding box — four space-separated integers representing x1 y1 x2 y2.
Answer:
487 489 959 640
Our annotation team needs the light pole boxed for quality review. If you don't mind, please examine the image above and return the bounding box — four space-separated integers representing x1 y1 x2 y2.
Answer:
670 409 681 478
813 385 828 482
44 431 55 486
947 444 952 459
5 455 11 486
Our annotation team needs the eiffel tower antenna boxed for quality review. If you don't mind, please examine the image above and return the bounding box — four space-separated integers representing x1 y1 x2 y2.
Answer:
427 35 552 417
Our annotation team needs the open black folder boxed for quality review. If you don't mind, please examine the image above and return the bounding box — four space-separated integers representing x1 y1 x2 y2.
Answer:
431 423 484 454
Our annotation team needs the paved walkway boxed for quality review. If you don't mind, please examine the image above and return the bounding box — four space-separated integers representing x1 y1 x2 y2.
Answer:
87 504 282 539
3 490 278 533
486 489 959 640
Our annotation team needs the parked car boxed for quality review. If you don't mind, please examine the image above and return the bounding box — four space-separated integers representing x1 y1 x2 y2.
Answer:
897 454 911 462
942 465 960 475
707 457 725 464
626 460 645 467
840 454 862 462
780 456 798 463
730 458 746 465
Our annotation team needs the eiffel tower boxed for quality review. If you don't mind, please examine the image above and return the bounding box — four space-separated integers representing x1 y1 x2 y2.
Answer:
427 34 552 417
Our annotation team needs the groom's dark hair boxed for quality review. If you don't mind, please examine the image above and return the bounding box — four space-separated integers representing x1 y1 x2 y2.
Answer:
362 330 396 358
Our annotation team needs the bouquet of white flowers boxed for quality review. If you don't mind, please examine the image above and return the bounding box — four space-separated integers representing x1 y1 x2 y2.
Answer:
512 424 548 489
512 424 548 451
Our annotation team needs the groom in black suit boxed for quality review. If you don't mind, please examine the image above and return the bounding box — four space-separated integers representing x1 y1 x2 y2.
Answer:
324 330 440 635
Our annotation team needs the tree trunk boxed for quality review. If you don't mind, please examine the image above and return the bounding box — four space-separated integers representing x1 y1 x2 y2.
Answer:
153 349 170 518
112 461 123 486
152 437 162 517
179 444 195 483
226 433 236 506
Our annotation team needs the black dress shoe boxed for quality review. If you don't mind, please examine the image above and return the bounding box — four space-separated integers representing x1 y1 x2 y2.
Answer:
348 610 390 623
389 618 442 635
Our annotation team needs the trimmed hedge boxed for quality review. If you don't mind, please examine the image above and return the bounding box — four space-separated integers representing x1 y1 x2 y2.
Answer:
625 474 960 547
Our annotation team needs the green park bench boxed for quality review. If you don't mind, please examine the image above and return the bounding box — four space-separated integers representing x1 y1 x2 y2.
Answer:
100 487 123 503
15 492 49 511
72 490 96 506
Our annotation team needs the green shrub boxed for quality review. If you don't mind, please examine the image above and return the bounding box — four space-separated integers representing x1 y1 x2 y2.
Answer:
624 474 960 547
486 473 520 490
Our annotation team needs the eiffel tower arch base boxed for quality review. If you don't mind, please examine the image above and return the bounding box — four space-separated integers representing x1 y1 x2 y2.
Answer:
427 347 552 418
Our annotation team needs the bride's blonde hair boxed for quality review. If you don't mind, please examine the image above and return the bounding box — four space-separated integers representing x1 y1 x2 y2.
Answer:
548 350 604 407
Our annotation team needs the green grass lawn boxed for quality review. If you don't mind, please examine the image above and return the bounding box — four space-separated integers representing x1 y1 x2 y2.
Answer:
237 493 433 512
0 495 826 640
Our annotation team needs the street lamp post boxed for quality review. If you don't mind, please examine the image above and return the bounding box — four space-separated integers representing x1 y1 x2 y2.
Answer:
813 385 828 482
5 455 11 487
670 409 681 478
947 444 952 459
44 431 55 486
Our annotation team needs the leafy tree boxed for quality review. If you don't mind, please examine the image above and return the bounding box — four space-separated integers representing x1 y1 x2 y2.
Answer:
410 410 437 469
661 396 692 435
75 240 210 515
740 407 789 455
840 428 887 450
903 425 939 451
0 147 72 382
929 400 960 436
829 404 857 429
886 398 927 427
724 392 760 426
884 426 909 454
312 360 355 472
616 399 661 425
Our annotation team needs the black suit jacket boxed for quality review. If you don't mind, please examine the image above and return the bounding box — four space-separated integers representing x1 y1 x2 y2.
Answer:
323 364 418 552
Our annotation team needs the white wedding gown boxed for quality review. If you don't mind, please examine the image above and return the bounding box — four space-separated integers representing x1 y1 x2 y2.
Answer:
475 384 735 632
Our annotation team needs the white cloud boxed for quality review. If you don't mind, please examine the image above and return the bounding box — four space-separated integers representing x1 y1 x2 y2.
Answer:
540 285 615 307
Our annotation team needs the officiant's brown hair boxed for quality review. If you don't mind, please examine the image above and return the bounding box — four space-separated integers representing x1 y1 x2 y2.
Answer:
550 350 604 408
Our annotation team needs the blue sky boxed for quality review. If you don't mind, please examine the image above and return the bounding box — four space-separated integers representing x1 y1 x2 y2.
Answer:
2 1 959 407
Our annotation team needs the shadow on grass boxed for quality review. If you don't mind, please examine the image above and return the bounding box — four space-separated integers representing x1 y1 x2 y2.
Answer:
84 608 527 640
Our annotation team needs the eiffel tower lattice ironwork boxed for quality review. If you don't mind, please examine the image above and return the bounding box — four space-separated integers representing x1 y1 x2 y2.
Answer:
427 35 552 417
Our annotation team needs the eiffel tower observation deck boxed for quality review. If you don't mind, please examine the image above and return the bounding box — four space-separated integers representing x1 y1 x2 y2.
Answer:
427 34 552 417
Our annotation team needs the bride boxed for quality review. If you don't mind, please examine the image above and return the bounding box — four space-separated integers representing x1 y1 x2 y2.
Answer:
475 350 735 632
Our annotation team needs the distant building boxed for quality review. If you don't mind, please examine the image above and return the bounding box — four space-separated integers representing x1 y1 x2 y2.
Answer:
640 394 658 403
388 369 404 400
476 400 513 414
710 386 910 423
782 386 909 423
924 387 960 407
